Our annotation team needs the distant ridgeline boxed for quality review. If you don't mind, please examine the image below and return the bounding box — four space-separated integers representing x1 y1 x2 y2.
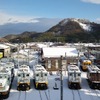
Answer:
3 18 100 43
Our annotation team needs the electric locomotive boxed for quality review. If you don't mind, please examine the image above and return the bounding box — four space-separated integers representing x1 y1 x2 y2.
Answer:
68 64 81 89
0 67 13 99
5 62 14 79
87 65 100 89
17 64 31 91
80 56 91 71
33 64 48 89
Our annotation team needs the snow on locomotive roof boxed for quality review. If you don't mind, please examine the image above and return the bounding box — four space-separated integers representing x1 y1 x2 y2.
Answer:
83 59 91 62
5 62 14 67
0 67 8 73
18 65 30 73
42 47 78 58
87 65 100 73
33 64 47 72
68 64 80 73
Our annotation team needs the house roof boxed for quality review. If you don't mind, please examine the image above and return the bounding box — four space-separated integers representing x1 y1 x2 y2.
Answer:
0 44 10 49
42 47 78 58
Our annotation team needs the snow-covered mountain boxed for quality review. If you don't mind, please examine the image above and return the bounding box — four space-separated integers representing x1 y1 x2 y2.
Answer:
0 18 62 37
47 18 100 34
60 18 91 31
3 18 100 43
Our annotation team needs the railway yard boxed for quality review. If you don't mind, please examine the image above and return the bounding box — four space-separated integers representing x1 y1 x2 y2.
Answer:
0 43 100 100
5 69 100 100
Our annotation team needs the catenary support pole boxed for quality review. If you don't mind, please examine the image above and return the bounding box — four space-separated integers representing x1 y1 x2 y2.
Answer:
60 56 63 100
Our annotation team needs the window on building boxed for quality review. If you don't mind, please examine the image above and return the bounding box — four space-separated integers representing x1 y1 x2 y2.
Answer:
62 60 66 65
55 60 58 68
62 60 66 69
48 60 51 68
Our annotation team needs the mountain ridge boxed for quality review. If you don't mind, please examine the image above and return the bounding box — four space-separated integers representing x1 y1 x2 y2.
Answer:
3 18 100 43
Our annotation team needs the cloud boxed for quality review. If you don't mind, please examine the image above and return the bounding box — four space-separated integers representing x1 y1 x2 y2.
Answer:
0 13 62 37
0 12 39 25
81 0 100 4
95 18 100 23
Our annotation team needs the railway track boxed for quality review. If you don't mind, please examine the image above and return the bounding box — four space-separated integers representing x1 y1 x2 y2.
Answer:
71 90 82 100
39 89 51 100
18 91 21 100
17 91 27 100
39 90 43 100
72 90 75 100
24 91 27 100
77 90 82 100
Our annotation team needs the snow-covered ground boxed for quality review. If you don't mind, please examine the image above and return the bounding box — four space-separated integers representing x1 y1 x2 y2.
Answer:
5 70 100 100
4 50 100 100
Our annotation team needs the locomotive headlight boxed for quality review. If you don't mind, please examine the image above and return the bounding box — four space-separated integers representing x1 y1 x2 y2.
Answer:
36 82 38 88
26 82 30 85
18 82 20 85
45 81 48 85
2 92 8 95
78 73 81 76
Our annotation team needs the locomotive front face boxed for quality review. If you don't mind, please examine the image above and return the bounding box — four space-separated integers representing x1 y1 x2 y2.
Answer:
82 61 91 70
68 71 81 89
17 72 30 84
35 71 48 82
0 73 10 93
68 72 81 83
35 71 48 89
17 72 30 91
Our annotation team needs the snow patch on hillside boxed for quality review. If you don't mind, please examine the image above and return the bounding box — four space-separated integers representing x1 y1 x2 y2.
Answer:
73 18 91 31
60 18 91 31
78 22 91 31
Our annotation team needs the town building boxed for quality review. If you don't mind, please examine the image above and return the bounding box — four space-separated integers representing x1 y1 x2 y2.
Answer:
41 47 79 71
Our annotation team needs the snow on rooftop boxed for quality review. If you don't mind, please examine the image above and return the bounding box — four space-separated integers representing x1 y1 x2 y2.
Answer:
0 44 10 49
43 47 78 58
37 43 48 48
84 43 100 47
4 43 17 47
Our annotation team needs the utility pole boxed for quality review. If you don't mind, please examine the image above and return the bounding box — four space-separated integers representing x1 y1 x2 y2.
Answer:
60 56 63 100
17 39 20 68
28 50 29 66
65 52 67 75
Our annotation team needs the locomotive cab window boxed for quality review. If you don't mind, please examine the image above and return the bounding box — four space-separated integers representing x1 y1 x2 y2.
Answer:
69 73 72 76
4 75 7 78
26 74 29 76
36 74 39 76
8 77 10 80
44 73 47 76
23 73 25 77
0 76 2 78
41 72 43 77
18 74 21 77
78 73 80 76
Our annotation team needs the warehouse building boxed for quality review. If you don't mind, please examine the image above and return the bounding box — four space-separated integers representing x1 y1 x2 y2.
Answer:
41 47 79 71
